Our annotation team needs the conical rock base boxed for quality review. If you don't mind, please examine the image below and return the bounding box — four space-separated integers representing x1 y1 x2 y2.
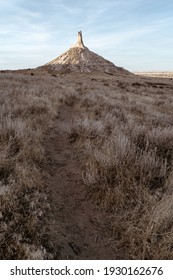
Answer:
39 32 130 75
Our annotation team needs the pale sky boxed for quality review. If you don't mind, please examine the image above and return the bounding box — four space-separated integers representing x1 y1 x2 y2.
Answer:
0 0 173 71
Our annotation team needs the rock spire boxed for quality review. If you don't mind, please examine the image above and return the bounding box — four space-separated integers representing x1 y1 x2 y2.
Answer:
77 31 84 46
73 30 85 48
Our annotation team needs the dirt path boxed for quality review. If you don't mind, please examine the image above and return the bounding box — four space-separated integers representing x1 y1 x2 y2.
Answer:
45 106 116 259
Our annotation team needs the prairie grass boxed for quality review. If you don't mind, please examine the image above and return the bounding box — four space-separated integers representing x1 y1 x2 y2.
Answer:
0 73 63 259
1 71 173 259
62 75 173 259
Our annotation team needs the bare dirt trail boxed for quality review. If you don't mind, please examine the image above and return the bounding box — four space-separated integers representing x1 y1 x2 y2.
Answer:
45 105 116 259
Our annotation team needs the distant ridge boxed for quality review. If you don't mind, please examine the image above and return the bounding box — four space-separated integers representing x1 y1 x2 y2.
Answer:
39 31 130 75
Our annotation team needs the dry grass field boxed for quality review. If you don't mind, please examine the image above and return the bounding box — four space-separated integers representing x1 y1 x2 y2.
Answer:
1 69 173 259
135 72 173 79
0 72 62 259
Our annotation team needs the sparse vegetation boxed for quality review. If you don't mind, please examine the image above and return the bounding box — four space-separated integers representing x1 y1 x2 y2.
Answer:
62 74 173 259
0 73 63 259
1 71 173 259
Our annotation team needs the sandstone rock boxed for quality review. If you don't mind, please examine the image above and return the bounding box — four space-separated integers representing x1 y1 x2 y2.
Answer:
40 31 130 75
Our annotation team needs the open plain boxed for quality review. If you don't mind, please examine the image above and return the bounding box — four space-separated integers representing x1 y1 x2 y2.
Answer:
0 69 173 259
134 72 173 79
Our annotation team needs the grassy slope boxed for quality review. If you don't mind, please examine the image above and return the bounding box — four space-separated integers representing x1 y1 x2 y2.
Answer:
1 71 173 259
62 73 173 259
0 73 62 259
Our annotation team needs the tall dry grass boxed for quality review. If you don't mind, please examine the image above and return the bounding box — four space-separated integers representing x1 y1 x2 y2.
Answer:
62 75 173 259
0 73 65 259
1 71 173 259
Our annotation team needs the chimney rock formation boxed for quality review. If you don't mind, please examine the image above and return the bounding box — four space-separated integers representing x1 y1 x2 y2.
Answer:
41 31 130 75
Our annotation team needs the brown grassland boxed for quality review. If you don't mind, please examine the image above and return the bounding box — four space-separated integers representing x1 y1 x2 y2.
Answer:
0 69 173 259
135 72 173 78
